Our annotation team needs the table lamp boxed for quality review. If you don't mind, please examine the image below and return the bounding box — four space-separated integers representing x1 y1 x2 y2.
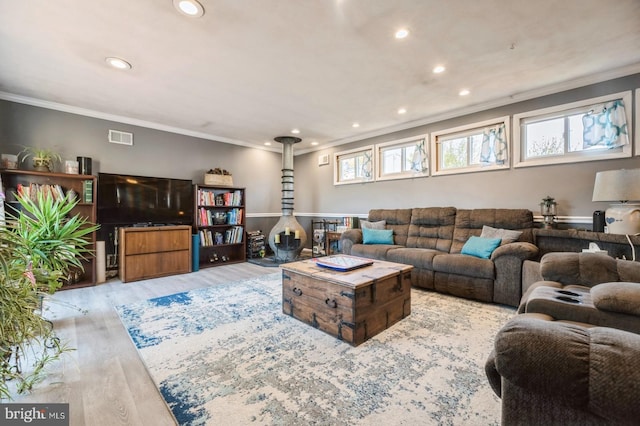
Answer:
592 168 640 235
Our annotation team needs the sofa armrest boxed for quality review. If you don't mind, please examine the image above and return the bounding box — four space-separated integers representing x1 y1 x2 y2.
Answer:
516 280 563 313
340 229 363 255
492 315 640 423
491 241 538 261
491 242 539 307
521 259 543 295
591 282 640 316
485 312 555 397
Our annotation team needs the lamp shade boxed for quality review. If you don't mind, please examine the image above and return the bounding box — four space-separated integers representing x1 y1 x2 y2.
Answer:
592 168 640 202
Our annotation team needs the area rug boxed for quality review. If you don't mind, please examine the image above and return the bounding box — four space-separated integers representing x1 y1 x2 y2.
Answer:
115 273 515 425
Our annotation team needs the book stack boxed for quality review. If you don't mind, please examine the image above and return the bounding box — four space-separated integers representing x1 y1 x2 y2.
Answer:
224 226 244 244
197 189 243 207
16 183 65 201
197 189 217 206
223 190 243 206
226 208 243 225
198 226 243 246
247 230 266 258
198 207 243 226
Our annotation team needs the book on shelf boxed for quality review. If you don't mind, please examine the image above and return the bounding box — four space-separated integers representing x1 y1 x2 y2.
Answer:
16 183 66 201
197 189 243 207
198 207 212 226
197 189 216 206
83 180 93 203
222 190 243 206
198 227 242 247
197 207 243 226
225 208 243 225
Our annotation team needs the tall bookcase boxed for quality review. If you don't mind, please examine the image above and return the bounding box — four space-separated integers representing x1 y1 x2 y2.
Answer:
1 169 97 289
194 185 246 268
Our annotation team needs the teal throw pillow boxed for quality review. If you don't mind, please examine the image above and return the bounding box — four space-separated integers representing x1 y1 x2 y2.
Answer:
461 236 501 259
362 227 394 245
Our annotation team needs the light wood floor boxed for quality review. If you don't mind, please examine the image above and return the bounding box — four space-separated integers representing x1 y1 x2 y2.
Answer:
9 262 278 426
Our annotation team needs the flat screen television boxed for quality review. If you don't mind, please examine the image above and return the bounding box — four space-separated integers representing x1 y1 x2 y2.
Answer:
97 173 193 226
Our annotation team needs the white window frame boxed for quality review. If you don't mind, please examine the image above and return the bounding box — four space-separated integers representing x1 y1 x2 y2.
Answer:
333 145 374 186
430 116 510 176
636 88 640 157
375 134 429 182
513 91 633 168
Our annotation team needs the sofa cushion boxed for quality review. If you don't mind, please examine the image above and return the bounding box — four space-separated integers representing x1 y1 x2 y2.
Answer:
351 244 402 261
406 207 456 252
362 227 394 244
432 253 495 279
360 220 386 230
461 236 501 259
617 258 640 282
367 209 412 246
480 225 523 245
386 247 442 269
591 282 640 316
451 209 534 254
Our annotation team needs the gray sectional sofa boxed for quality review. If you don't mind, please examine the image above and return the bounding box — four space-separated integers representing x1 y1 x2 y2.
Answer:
340 208 538 307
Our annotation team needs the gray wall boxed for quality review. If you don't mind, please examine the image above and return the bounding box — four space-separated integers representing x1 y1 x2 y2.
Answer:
295 74 640 223
0 100 284 219
2 73 639 239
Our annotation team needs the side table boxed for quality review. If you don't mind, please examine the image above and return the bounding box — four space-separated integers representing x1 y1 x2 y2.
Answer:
325 231 343 255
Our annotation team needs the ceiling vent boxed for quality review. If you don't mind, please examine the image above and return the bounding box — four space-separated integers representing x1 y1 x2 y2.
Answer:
108 129 133 146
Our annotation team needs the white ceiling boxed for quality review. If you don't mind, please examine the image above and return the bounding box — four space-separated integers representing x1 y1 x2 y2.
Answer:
1 0 639 154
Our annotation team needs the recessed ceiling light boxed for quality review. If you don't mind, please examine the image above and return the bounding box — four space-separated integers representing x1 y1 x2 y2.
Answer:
459 89 470 96
311 141 319 146
395 28 409 39
173 0 205 17
105 57 132 70
264 142 271 146
397 108 407 114
291 129 300 134
433 65 445 74
352 122 360 128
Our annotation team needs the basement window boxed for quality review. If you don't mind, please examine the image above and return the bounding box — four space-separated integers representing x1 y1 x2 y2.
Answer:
430 116 510 176
513 91 632 168
375 135 428 181
334 146 374 185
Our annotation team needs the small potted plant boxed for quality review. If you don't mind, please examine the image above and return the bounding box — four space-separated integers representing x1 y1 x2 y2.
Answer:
18 146 62 172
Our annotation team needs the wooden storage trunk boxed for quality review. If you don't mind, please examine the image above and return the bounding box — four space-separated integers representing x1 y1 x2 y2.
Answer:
281 259 412 346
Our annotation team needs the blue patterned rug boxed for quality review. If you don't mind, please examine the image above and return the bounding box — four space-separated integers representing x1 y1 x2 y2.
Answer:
115 273 515 425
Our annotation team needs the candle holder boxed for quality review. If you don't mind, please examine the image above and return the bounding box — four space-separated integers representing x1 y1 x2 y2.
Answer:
274 232 301 262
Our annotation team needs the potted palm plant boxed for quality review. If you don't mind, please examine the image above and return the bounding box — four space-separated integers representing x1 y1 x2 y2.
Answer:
18 146 62 173
1 191 99 398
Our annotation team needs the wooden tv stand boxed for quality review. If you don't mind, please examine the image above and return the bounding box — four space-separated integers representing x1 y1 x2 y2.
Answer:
119 225 192 283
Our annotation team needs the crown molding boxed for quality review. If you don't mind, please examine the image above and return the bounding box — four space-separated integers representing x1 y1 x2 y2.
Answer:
2 62 638 157
296 63 640 155
0 91 282 154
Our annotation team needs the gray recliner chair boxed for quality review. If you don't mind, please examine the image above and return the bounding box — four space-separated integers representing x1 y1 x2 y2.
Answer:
517 252 640 334
486 313 640 425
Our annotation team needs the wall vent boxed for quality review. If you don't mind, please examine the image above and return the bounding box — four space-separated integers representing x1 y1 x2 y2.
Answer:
108 129 133 146
318 154 329 166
